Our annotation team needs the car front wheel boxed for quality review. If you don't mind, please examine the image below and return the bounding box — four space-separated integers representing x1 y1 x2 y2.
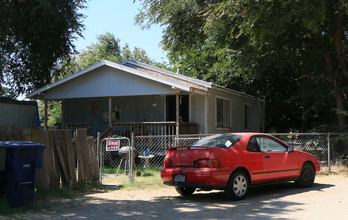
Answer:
225 171 249 200
295 163 315 188
175 186 196 196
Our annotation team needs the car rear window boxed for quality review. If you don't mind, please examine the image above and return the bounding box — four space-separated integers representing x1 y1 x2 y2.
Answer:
191 134 242 148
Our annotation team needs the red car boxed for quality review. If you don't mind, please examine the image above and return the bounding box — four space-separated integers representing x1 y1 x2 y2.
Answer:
161 133 320 200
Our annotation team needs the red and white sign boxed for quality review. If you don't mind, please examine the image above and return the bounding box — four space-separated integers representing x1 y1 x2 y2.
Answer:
106 140 120 151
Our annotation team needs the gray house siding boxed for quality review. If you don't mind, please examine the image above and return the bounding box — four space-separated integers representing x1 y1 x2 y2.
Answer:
0 99 39 129
190 93 206 134
62 98 105 135
206 88 264 134
46 66 178 100
111 95 165 123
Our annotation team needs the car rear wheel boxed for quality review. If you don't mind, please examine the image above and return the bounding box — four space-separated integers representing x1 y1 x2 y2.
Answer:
295 163 315 188
225 171 249 200
175 186 196 196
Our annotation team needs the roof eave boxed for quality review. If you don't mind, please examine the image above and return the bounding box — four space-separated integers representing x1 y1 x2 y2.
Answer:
212 84 264 101
27 61 107 99
27 60 192 100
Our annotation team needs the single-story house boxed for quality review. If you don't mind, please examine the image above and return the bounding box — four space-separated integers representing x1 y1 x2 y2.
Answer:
27 59 265 138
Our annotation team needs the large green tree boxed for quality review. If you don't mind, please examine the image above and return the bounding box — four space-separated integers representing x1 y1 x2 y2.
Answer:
55 32 169 79
136 0 348 132
0 0 86 97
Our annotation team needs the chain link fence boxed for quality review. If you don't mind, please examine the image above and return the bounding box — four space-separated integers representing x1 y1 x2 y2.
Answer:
98 136 132 185
98 133 348 185
272 133 348 169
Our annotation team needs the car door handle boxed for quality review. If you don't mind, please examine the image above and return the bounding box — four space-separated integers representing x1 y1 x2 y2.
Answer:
263 155 271 158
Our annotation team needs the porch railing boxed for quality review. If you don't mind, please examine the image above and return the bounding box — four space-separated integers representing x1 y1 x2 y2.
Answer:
111 121 198 138
65 123 92 136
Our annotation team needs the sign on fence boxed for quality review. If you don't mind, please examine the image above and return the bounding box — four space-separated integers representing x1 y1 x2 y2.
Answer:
106 140 120 151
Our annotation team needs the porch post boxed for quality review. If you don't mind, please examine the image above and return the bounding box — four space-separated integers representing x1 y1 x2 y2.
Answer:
204 94 209 134
44 100 48 130
108 97 112 128
176 92 180 135
61 100 64 129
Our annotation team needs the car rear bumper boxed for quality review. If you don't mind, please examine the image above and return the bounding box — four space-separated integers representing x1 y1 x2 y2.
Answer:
161 167 229 188
163 181 225 189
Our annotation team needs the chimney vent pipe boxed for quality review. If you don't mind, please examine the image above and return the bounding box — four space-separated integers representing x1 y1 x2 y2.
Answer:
177 66 181 74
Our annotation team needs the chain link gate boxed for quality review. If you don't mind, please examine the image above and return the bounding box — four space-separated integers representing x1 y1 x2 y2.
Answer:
99 136 133 185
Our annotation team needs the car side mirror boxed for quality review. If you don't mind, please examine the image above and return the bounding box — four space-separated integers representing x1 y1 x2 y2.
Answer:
288 146 294 152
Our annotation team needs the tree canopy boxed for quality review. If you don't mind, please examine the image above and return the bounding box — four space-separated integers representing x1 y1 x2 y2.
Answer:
136 0 348 132
0 0 86 97
55 32 170 80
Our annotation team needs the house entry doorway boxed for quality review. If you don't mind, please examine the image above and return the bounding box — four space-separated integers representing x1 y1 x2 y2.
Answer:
166 95 189 122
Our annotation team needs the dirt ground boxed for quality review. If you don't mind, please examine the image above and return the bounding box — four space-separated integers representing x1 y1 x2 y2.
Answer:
6 173 348 220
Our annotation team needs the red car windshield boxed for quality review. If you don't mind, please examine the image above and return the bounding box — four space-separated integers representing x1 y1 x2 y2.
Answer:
191 134 243 148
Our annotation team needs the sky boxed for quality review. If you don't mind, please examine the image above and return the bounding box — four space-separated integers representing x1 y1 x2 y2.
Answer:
74 0 168 63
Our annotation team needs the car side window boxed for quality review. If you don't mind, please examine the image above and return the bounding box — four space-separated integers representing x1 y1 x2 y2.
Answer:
247 137 261 152
258 137 287 152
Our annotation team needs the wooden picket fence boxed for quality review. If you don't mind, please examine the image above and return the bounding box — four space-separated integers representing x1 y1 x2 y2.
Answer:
0 126 99 192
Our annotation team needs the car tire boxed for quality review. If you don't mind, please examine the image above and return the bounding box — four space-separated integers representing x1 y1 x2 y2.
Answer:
175 186 196 196
225 171 249 200
295 163 315 188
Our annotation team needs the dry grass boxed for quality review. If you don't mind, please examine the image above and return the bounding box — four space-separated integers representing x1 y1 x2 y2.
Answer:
99 170 168 191
119 172 169 191
319 165 348 176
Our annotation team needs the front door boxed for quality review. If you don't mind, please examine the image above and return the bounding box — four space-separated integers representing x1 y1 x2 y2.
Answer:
166 95 189 122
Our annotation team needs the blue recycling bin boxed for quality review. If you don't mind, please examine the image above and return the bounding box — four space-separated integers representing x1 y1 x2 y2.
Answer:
0 141 46 208
0 145 8 186
0 145 8 172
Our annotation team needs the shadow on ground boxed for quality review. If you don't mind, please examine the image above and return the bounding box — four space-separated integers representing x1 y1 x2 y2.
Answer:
29 182 334 220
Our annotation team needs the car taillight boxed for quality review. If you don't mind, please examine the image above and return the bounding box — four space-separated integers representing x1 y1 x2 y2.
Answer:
194 159 221 168
163 158 172 168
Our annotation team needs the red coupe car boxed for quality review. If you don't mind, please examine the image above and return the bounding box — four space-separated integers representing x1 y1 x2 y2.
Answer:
161 133 320 200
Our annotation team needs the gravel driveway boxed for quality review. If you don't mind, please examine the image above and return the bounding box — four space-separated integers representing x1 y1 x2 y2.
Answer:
7 173 348 220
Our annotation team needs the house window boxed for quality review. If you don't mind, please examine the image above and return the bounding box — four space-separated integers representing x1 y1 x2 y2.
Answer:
216 97 231 128
244 104 252 130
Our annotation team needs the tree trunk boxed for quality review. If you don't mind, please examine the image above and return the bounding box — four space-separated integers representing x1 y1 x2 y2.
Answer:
333 14 347 130
333 79 346 130
334 13 348 79
301 112 307 132
324 54 346 130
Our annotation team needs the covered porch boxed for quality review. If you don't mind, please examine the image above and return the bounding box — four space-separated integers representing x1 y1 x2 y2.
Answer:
60 92 200 138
